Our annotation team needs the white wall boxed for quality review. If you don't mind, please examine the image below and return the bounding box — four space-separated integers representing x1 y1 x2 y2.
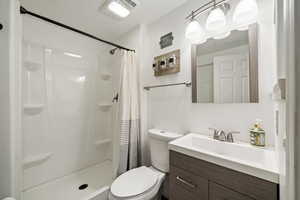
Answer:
0 0 22 198
136 0 277 146
295 0 300 197
0 0 13 198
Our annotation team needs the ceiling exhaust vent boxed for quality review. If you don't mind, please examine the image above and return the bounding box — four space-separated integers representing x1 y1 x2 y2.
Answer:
99 0 140 20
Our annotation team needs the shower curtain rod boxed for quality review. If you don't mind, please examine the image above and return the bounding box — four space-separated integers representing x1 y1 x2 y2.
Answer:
20 6 136 53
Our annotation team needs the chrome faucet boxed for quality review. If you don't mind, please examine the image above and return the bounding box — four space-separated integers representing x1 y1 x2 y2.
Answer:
209 128 226 141
226 131 240 143
209 128 240 143
209 128 219 140
216 130 227 141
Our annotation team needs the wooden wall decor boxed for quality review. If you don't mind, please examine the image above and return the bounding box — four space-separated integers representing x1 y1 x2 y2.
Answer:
152 49 180 76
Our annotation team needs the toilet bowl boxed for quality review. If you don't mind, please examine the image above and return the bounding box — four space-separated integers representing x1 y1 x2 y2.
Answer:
109 167 165 200
109 129 182 200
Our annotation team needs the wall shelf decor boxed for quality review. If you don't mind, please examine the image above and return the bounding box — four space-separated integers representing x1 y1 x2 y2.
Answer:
23 153 53 169
160 32 174 49
24 60 42 71
23 104 45 115
97 103 113 111
100 73 112 80
95 139 112 147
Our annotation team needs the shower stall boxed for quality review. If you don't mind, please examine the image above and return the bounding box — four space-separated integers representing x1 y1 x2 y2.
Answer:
18 7 128 200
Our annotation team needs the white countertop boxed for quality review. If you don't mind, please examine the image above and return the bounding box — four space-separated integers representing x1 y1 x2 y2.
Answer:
168 133 279 183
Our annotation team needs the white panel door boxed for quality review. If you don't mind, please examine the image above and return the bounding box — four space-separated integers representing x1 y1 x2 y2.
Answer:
213 54 250 103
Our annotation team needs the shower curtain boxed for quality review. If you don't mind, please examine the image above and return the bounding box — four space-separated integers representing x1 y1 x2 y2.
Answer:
117 50 141 175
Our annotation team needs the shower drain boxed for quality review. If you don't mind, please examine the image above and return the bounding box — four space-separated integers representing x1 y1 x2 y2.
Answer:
78 184 89 190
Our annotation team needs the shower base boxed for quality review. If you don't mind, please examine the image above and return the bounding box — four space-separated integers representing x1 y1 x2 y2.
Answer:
23 161 113 200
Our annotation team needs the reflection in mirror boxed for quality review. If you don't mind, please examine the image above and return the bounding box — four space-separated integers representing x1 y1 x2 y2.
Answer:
192 24 258 103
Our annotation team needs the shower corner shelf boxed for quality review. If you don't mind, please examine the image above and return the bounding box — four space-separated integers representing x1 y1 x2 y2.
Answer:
95 139 112 147
23 104 45 115
100 73 112 81
23 153 53 169
24 60 42 71
97 103 113 111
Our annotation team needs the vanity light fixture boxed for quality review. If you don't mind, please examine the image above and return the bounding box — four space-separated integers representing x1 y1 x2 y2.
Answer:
185 12 206 44
185 0 230 43
233 0 258 31
108 0 130 18
206 1 228 32
185 0 258 43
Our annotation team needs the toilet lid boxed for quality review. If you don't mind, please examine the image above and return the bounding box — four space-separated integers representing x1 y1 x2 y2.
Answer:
111 167 158 198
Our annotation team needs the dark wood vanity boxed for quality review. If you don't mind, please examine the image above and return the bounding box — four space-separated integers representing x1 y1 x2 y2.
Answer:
169 151 279 200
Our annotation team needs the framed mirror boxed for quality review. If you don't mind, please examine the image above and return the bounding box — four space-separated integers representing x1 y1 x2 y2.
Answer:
191 24 259 103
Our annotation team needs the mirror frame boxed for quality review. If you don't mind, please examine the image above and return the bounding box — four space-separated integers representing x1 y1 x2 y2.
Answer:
191 23 259 103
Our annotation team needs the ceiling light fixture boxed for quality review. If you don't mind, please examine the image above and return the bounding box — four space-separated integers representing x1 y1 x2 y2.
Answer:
108 1 130 18
233 0 258 30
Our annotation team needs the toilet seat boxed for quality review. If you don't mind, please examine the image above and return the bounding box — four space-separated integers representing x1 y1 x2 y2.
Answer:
109 167 165 200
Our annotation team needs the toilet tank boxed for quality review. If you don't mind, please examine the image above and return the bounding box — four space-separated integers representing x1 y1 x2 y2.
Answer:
149 129 182 172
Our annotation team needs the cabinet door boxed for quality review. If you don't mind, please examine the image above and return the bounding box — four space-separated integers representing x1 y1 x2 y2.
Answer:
170 166 209 200
210 182 254 200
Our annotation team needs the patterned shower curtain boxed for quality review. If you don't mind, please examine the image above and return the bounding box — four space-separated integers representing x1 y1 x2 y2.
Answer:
118 50 141 175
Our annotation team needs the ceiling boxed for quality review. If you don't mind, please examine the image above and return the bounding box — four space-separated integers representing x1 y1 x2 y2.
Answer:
20 0 188 41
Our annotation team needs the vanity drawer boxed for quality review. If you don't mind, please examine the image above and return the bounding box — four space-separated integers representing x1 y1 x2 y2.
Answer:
170 151 278 200
210 182 254 200
169 166 209 200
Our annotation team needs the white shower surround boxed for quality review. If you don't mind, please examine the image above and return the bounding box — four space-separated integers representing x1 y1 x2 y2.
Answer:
20 15 117 199
23 161 113 200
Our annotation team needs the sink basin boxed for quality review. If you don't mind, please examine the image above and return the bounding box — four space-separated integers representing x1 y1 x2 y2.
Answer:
168 133 279 183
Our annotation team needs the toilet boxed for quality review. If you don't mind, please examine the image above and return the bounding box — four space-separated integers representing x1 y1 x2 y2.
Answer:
109 129 182 200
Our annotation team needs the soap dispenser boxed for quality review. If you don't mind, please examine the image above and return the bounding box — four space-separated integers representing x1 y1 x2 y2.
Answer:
250 119 266 147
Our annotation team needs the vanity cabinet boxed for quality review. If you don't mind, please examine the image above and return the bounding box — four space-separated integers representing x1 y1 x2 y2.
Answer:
169 151 279 200
209 182 254 200
169 166 209 200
